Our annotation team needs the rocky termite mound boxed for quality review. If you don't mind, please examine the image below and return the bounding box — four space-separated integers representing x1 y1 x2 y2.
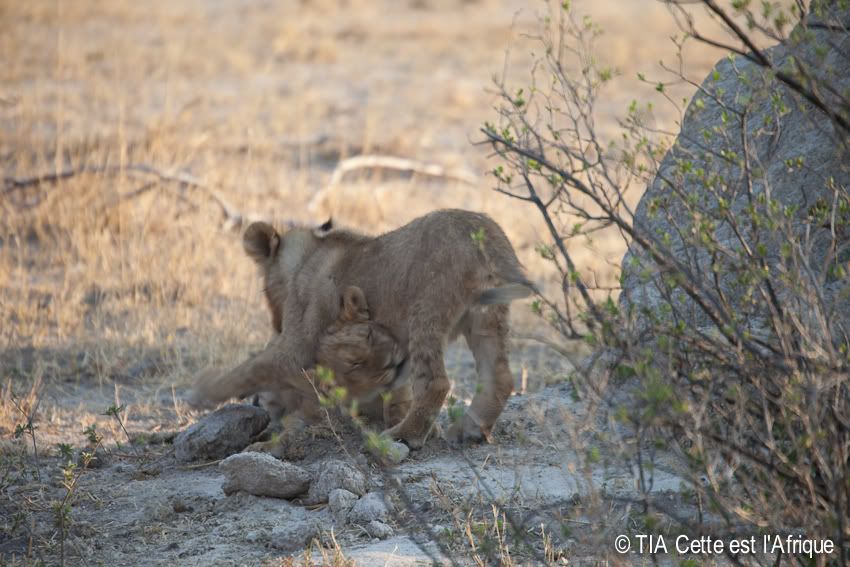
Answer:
621 13 850 335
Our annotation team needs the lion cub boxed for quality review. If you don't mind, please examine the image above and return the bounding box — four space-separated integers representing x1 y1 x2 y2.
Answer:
253 285 411 428
195 210 534 448
244 285 410 459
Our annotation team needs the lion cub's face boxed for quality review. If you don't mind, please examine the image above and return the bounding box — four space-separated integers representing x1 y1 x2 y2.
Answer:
317 286 405 400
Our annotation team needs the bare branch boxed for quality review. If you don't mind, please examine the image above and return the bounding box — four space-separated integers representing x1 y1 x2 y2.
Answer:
3 163 248 230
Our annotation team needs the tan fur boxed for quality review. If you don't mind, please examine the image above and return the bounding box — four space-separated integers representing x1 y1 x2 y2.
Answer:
194 209 532 448
194 286 411 428
313 285 412 425
319 287 409 405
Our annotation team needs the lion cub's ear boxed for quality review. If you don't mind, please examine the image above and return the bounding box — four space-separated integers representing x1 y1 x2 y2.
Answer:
340 286 370 322
243 222 281 264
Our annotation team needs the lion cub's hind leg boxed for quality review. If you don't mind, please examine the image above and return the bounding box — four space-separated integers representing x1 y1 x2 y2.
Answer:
446 303 513 444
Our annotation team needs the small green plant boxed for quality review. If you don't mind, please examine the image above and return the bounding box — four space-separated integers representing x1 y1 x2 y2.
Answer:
83 423 99 446
470 227 487 250
10 392 42 482
54 426 103 566
57 443 74 462
104 404 141 458
446 395 464 424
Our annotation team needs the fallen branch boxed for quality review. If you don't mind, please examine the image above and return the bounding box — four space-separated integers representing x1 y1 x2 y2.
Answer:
308 154 478 219
4 163 246 229
327 154 477 188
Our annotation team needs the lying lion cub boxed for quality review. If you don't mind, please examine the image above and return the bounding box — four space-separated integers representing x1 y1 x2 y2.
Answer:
246 285 412 428
194 209 533 448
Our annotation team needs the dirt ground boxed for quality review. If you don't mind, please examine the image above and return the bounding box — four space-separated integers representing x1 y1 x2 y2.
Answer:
1 0 745 564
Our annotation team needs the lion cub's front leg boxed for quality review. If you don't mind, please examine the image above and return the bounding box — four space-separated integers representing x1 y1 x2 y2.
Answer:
383 340 449 449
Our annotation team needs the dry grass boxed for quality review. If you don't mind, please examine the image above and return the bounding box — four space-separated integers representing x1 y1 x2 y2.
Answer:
0 0 729 389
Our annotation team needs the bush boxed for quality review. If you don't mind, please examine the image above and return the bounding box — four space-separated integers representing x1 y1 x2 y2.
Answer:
485 1 850 564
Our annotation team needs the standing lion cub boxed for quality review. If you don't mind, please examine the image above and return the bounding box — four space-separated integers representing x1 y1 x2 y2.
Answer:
193 209 533 448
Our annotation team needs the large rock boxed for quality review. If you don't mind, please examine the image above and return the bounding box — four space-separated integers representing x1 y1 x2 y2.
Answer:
621 15 850 335
174 404 269 463
306 459 368 504
219 452 311 498
368 440 410 465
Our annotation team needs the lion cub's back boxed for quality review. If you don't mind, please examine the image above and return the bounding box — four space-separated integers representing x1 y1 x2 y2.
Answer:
385 208 513 253
376 208 527 287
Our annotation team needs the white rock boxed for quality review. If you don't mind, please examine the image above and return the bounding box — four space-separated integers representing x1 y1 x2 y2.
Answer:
307 459 367 504
219 452 311 499
142 500 173 523
348 491 390 524
328 488 359 522
365 520 394 539
385 441 410 464
270 520 320 552
367 439 410 465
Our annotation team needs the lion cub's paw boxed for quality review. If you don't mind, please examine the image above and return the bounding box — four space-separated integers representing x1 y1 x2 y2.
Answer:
445 415 491 445
382 421 432 450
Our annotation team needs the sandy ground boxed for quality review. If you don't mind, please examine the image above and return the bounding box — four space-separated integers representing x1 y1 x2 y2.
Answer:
1 348 694 566
1 0 753 564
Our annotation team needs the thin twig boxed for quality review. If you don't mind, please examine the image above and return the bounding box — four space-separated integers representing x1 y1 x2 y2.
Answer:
179 459 224 470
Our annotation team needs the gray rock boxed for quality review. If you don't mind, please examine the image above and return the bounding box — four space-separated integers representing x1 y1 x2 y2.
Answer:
364 435 411 465
174 404 269 463
365 520 394 539
347 491 390 524
109 462 135 475
328 488 359 522
219 452 311 498
270 518 320 552
621 18 850 335
306 459 367 504
374 441 410 465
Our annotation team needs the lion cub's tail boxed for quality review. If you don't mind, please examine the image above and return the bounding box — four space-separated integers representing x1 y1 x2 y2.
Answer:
475 281 536 305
